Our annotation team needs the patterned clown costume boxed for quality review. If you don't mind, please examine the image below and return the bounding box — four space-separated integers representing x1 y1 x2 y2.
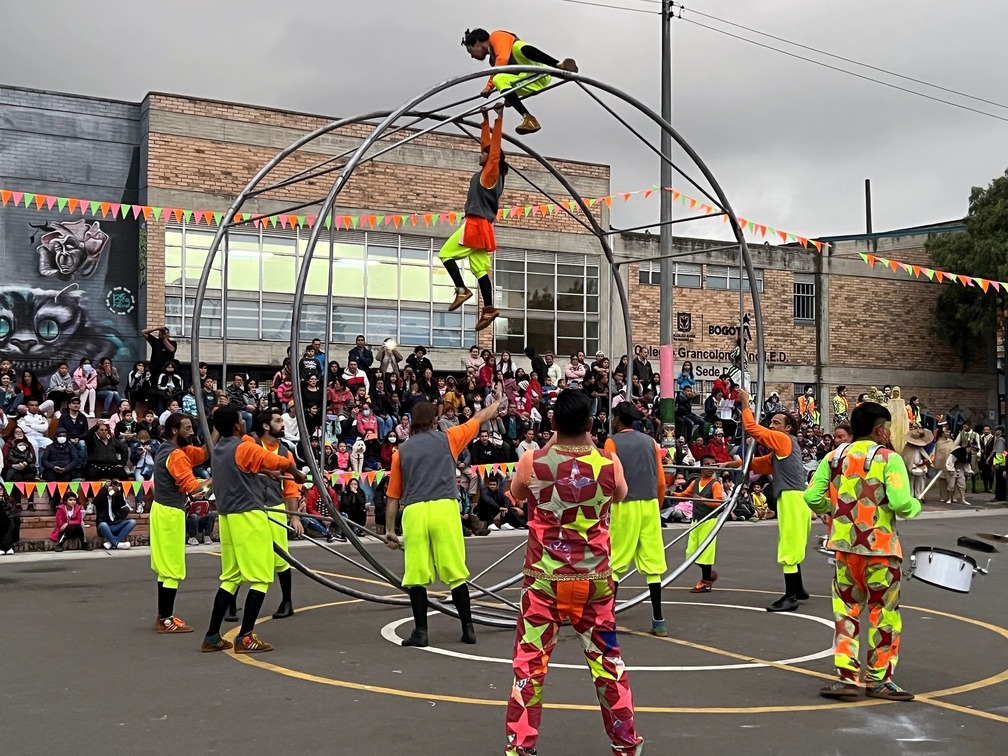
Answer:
804 440 921 686
506 444 643 756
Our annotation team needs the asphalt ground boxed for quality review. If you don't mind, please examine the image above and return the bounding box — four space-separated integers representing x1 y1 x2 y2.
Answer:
3 509 1008 756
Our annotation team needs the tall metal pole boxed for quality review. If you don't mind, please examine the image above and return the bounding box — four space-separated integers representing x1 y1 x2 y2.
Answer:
657 0 676 440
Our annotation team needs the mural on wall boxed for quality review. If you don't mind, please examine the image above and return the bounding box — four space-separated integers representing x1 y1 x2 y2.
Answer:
0 210 140 382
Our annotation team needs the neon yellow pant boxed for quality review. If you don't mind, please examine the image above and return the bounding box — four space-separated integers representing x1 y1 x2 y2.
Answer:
776 489 811 573
219 510 274 594
438 224 492 279
610 498 667 583
150 502 186 589
492 40 553 98
266 502 290 572
686 518 718 565
401 498 469 589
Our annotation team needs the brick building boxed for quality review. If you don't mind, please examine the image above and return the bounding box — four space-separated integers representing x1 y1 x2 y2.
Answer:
0 84 997 425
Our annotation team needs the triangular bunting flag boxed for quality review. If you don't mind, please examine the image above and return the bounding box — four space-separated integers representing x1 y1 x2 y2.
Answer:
12 191 24 206
143 480 154 493
99 202 112 217
110 202 121 217
23 192 35 208
1 481 12 494
44 194 57 210
923 268 935 280
57 482 69 496
0 190 11 206
132 205 144 219
978 278 990 292
69 481 80 493
991 280 1002 292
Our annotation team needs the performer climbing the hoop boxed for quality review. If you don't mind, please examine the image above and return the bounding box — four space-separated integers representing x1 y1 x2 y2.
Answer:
737 387 812 612
462 28 578 135
150 413 211 635
438 102 507 332
506 390 643 756
383 393 504 647
604 401 668 636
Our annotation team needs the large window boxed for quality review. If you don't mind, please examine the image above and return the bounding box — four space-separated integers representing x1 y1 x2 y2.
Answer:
793 273 816 322
491 251 601 356
638 261 702 288
164 226 477 348
706 265 764 293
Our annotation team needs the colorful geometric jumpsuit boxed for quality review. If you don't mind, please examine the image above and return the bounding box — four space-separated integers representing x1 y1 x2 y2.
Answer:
804 441 921 683
506 444 643 756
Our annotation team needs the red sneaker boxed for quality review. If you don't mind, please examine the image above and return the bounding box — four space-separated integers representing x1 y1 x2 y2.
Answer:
234 632 273 654
155 615 193 634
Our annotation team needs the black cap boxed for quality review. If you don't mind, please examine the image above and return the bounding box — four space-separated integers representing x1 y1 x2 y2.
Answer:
612 401 644 425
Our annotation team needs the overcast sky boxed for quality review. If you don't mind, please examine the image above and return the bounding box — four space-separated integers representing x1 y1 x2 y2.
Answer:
2 0 1006 240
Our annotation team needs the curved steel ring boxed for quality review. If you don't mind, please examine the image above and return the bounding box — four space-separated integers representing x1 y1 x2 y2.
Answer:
189 66 765 626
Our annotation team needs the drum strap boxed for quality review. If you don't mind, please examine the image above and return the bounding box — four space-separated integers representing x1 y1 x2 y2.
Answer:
830 443 882 475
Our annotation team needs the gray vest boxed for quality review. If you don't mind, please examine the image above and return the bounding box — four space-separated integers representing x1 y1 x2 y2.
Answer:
692 478 718 521
213 436 265 515
152 440 191 510
610 430 658 502
772 434 807 492
397 430 458 506
464 168 507 221
254 437 292 504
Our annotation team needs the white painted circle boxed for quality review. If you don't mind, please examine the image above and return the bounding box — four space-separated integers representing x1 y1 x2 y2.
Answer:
379 601 834 672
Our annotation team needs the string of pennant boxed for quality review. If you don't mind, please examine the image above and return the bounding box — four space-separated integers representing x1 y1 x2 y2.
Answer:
4 479 153 497
857 253 1006 294
0 185 822 249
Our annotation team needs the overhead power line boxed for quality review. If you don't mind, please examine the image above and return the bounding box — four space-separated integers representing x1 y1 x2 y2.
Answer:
554 0 659 16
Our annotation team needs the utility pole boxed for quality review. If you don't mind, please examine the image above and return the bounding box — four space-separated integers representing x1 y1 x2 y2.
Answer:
657 0 676 442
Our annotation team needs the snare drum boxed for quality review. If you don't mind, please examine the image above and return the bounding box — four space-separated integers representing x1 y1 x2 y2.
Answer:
906 546 985 594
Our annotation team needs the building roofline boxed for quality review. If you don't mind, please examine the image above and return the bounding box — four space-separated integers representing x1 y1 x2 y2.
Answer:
820 219 964 242
1 83 139 108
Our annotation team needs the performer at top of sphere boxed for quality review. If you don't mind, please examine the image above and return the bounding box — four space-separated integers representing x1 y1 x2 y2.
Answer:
437 103 508 333
505 389 642 756
462 28 578 135
737 387 812 613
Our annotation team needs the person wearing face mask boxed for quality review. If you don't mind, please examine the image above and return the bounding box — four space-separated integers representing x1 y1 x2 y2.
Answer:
380 432 399 471
72 358 98 418
40 429 83 510
356 401 379 441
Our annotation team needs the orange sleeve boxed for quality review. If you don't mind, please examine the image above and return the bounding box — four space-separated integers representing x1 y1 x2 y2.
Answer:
280 447 300 499
386 449 403 500
182 445 209 466
486 30 517 87
674 480 697 499
741 407 793 457
166 449 203 495
235 440 291 475
655 442 667 500
609 453 628 503
750 452 774 476
446 418 482 458
603 438 616 454
510 451 535 503
711 481 725 500
480 114 504 189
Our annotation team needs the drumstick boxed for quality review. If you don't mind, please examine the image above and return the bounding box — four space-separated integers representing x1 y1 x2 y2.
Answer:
918 471 944 499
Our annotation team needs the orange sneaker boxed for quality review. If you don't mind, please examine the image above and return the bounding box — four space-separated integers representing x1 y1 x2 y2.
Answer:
156 615 194 634
234 632 273 654
690 581 712 593
475 307 500 331
448 288 473 312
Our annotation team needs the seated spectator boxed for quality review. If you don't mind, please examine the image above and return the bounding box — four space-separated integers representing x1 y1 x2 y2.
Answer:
107 399 133 428
57 395 90 453
186 501 217 546
0 373 21 415
18 399 53 457
154 361 185 413
342 359 370 397
457 470 484 537
47 362 78 412
327 377 352 418
114 408 140 445
406 345 433 377
131 430 159 481
72 358 98 417
340 478 367 533
302 483 342 541
356 401 379 441
84 421 129 480
159 398 183 428
93 479 135 550
394 414 411 442
0 488 21 554
676 388 704 440
380 432 398 471
372 476 392 536
41 429 82 508
126 361 152 410
516 428 539 457
301 374 325 437
95 357 123 418
439 405 460 432
281 402 300 445
16 369 51 414
332 441 350 472
226 374 257 433
137 409 160 440
3 427 37 509
474 475 525 530
49 492 89 551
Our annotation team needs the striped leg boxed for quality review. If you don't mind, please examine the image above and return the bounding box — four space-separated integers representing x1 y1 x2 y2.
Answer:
864 556 903 683
832 552 868 682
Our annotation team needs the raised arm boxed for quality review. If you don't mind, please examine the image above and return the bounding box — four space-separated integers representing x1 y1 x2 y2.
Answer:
480 108 505 189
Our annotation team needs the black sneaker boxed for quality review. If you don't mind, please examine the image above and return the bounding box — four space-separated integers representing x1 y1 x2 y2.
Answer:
766 595 798 612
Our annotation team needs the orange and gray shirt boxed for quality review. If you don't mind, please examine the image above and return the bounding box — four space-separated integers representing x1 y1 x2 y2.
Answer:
153 440 208 509
213 435 293 515
604 429 666 503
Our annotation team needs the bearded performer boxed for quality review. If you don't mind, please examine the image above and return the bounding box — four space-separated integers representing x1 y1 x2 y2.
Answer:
506 390 643 756
604 401 668 636
437 103 506 332
150 413 211 634
462 28 578 135
738 388 811 612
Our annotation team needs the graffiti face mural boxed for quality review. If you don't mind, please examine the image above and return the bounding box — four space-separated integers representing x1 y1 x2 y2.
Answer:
35 219 110 279
0 286 126 374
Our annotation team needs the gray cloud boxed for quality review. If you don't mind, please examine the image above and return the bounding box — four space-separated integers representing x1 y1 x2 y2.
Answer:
2 0 1006 241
